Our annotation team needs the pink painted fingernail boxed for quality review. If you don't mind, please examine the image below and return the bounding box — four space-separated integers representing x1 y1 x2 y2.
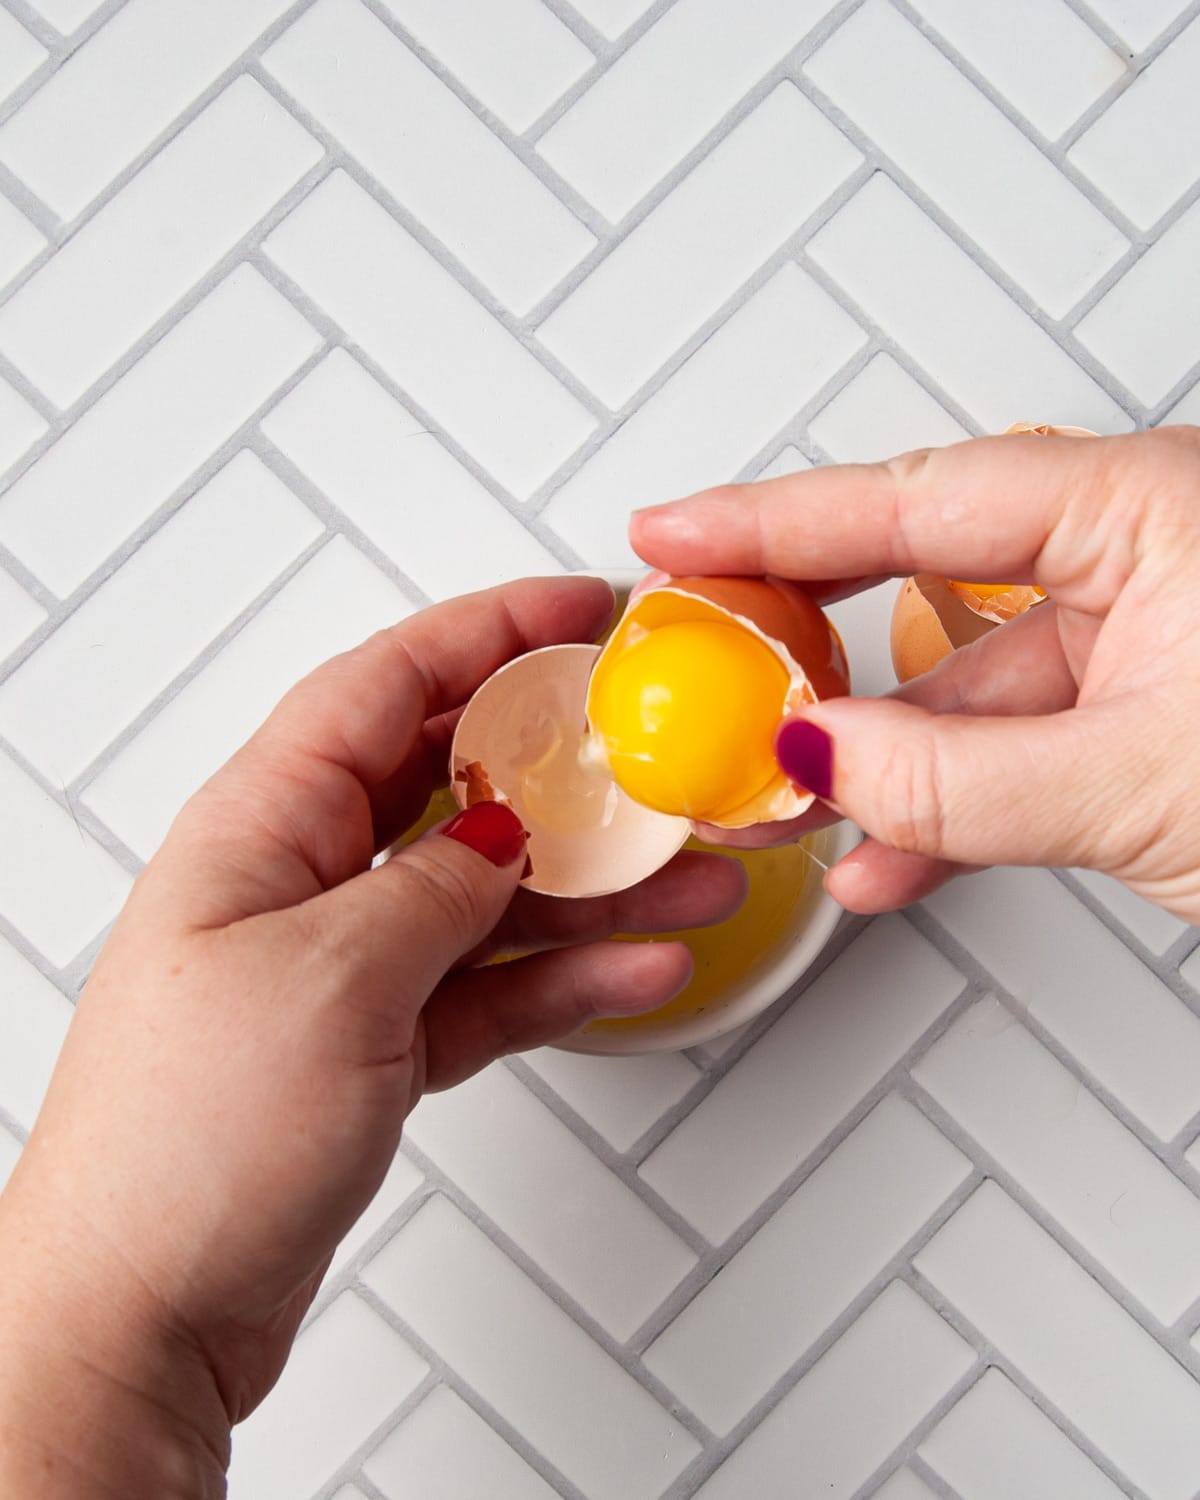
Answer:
776 720 834 801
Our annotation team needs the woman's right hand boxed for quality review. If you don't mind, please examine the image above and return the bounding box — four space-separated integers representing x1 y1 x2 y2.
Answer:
630 426 1200 922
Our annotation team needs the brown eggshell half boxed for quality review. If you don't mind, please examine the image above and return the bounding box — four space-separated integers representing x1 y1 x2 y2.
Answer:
890 574 997 683
891 421 1101 677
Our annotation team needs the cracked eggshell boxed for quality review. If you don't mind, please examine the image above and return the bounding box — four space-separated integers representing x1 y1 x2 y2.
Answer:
586 576 850 830
450 643 690 900
890 422 1099 682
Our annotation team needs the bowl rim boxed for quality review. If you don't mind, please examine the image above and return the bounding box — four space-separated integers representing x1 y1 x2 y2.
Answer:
553 568 861 1056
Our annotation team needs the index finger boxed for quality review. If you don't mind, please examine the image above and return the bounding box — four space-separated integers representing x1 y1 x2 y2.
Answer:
630 432 1117 586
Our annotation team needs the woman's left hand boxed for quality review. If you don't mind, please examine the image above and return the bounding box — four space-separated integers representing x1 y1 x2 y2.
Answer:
0 576 745 1497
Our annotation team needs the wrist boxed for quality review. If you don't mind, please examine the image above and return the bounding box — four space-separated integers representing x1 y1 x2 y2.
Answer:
0 1179 230 1499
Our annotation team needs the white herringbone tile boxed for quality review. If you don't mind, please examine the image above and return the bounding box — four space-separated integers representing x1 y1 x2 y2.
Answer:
0 266 322 594
263 170 597 500
376 0 594 134
3 2 1200 1495
262 0 595 316
916 1183 1200 1500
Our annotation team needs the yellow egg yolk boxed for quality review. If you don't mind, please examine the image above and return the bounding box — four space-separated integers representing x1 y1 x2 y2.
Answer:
588 619 789 822
949 581 1046 599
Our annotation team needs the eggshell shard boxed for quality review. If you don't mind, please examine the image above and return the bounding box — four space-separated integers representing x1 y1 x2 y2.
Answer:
890 574 995 682
586 576 850 829
890 421 1100 681
450 643 690 899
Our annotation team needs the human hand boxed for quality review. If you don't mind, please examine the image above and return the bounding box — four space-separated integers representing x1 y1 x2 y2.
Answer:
631 426 1200 921
0 576 745 1497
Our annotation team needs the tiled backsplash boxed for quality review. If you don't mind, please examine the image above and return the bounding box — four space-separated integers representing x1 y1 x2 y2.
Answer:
2 1 1200 1496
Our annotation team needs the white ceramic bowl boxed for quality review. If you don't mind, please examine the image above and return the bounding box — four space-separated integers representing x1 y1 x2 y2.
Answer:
553 571 859 1056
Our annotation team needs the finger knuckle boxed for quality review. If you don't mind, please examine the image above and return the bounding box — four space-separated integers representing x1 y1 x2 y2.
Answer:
873 732 948 858
404 848 495 936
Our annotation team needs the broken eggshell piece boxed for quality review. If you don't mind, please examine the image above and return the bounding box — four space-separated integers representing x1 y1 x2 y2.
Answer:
890 422 1099 682
585 576 850 830
449 643 690 899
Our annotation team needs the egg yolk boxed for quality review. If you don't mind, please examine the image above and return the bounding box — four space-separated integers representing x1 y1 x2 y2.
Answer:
588 620 789 821
949 580 1046 599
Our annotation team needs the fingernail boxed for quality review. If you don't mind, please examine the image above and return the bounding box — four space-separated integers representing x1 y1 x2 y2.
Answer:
776 720 834 802
441 802 528 868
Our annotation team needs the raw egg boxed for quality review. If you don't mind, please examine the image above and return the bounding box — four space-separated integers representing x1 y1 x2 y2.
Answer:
585 576 849 829
890 421 1098 682
449 576 848 899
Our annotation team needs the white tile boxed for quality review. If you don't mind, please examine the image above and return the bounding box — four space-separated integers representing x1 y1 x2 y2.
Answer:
0 570 45 663
809 354 970 463
0 753 130 966
264 0 592 316
923 867 1200 1141
376 0 593 133
874 1474 940 1500
227 1292 427 1500
920 1367 1127 1500
0 1125 20 1192
521 1047 701 1152
538 84 861 406
695 1282 974 1500
806 2 1126 318
0 80 320 410
1081 0 1195 51
809 174 1131 434
1162 381 1200 427
364 1385 558 1500
0 0 297 220
405 1063 696 1338
1070 17 1200 229
0 194 45 291
1186 1133 1200 1175
916 1183 1200 1500
328 1150 424 1278
914 998 1200 1323
566 0 656 40
639 916 964 1242
82 539 411 860
0 454 319 782
0 376 48 478
1068 868 1190 954
0 11 47 105
260 350 561 600
0 936 73 1131
538 0 834 221
754 444 811 480
20 0 106 35
543 264 866 567
910 0 1125 141
265 171 595 501
644 1095 970 1433
0 267 321 596
363 1196 701 1500
330 1488 369 1500
1075 198 1200 406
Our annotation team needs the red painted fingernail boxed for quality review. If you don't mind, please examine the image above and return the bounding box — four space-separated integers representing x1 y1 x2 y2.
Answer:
776 719 834 801
441 802 528 868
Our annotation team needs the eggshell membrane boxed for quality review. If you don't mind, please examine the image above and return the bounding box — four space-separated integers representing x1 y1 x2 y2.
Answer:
450 643 689 899
890 422 1099 679
586 576 850 829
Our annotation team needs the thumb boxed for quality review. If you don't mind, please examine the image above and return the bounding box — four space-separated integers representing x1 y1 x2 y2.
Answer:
776 699 1128 871
313 801 528 1002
